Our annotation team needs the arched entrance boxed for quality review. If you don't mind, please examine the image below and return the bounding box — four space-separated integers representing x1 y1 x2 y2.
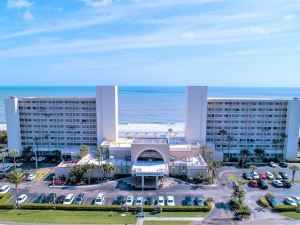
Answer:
136 149 164 162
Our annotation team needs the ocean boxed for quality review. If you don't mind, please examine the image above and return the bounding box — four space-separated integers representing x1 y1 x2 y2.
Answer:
1 86 300 133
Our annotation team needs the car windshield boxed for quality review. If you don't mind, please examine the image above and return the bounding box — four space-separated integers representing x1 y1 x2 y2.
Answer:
96 198 102 202
168 200 173 202
64 199 71 202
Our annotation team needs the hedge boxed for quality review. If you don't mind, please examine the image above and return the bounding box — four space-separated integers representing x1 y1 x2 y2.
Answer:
257 197 270 208
0 203 212 212
0 194 12 204
273 205 300 212
288 160 300 163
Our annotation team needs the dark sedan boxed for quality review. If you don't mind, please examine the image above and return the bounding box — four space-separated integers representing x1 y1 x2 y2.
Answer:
44 193 56 204
55 195 65 204
74 193 86 204
184 196 193 206
279 172 289 180
282 180 292 188
145 196 154 205
114 195 126 205
279 162 288 168
34 194 47 203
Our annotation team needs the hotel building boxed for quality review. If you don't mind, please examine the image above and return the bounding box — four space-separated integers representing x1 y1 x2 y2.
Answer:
4 86 300 187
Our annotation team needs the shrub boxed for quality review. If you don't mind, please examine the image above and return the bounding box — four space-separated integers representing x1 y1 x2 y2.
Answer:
288 160 300 163
258 197 270 208
273 205 300 212
0 194 12 204
0 204 15 209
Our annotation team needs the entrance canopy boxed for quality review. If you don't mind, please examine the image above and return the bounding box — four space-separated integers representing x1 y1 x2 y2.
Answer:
131 161 168 176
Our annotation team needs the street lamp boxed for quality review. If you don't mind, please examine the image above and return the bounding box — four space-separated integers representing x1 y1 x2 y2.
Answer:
33 137 39 172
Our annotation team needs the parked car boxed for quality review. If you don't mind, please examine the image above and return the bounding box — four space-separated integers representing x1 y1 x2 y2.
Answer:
37 156 46 162
195 196 205 206
167 196 175 206
56 195 65 204
184 196 193 206
44 193 56 204
135 196 144 206
242 173 252 180
272 179 283 187
248 180 258 188
282 180 292 188
274 173 282 180
157 196 165 206
145 196 154 205
259 173 267 180
26 174 36 181
63 194 74 205
269 161 276 167
292 196 300 206
16 194 28 204
94 193 105 205
34 193 47 203
258 179 268 189
0 185 10 194
279 172 289 180
284 197 297 206
115 195 125 205
265 171 274 180
125 195 134 206
279 162 288 168
74 193 86 204
251 172 259 180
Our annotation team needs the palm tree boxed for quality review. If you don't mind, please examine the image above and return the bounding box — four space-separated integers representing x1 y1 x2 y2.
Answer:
254 148 265 162
84 164 97 185
289 165 299 182
206 160 221 178
10 149 19 169
232 189 245 204
240 149 250 169
226 135 233 160
96 146 106 165
272 139 279 160
249 165 257 174
100 164 118 181
6 169 23 206
218 129 228 153
200 145 214 161
0 152 7 169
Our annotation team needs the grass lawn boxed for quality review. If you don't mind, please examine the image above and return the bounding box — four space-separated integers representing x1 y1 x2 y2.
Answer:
144 221 192 225
228 174 247 185
145 211 209 217
0 210 136 224
279 212 300 219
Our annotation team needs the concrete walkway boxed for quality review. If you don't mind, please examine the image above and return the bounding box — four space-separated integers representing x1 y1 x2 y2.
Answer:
136 217 205 225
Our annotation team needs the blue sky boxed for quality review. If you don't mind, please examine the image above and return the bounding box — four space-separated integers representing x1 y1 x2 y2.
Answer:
0 0 300 86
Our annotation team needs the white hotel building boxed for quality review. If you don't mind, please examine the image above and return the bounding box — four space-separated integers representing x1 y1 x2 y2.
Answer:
4 86 300 186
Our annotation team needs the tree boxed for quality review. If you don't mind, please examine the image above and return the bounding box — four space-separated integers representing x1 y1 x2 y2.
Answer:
10 149 19 169
78 145 89 159
68 165 88 185
83 164 97 185
289 165 299 182
239 149 250 169
6 169 23 206
249 165 257 173
254 148 265 162
231 189 245 204
0 152 7 169
96 146 106 165
200 145 214 161
218 129 228 153
226 135 234 160
272 139 279 160
99 163 118 181
206 160 221 178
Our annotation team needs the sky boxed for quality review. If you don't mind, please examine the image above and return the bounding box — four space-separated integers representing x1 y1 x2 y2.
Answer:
0 0 300 86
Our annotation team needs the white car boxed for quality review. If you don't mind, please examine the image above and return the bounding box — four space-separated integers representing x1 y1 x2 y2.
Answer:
166 196 175 206
293 196 300 206
269 161 277 167
157 196 165 206
63 194 74 205
125 195 134 206
135 196 144 206
265 171 274 180
272 179 283 187
0 185 11 194
16 194 28 204
26 174 36 181
94 193 105 205
284 197 298 206
275 173 282 180
251 172 259 179
37 157 46 162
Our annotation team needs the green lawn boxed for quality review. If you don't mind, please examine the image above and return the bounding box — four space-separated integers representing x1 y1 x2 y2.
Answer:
0 210 136 224
144 221 192 225
228 174 247 185
279 212 300 219
145 211 208 217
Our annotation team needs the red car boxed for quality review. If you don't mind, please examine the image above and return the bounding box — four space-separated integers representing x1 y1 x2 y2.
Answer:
259 173 267 179
249 180 258 188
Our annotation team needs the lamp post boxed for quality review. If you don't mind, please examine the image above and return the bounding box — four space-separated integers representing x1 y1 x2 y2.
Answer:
34 137 39 172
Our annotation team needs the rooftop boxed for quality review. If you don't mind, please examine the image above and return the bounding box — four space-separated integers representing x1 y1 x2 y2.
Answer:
133 137 168 144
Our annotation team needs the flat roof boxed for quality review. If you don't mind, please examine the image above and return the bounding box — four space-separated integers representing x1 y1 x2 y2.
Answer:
133 137 168 144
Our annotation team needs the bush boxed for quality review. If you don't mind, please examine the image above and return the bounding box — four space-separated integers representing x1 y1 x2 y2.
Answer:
288 160 300 163
273 205 300 212
0 194 12 204
258 197 270 208
0 204 15 209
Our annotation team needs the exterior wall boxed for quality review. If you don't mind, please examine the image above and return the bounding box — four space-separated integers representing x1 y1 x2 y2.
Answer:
185 86 207 144
284 99 300 160
96 85 118 144
5 97 22 155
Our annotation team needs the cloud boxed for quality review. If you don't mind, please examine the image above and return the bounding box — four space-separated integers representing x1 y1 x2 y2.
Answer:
6 0 31 8
23 9 34 21
282 14 295 22
80 0 112 7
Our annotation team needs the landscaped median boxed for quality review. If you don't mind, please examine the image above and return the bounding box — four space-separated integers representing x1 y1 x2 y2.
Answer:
0 194 12 204
228 174 247 185
35 168 50 181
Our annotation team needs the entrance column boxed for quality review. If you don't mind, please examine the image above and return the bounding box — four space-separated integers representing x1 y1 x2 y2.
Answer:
142 176 144 190
155 176 158 189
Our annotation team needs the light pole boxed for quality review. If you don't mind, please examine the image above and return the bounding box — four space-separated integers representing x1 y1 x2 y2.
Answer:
34 137 39 172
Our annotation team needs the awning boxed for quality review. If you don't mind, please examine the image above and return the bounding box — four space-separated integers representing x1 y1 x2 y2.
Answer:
131 161 168 176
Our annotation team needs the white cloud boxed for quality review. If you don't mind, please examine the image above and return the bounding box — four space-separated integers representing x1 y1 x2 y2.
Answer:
282 14 295 22
80 0 112 7
23 10 34 21
6 0 31 9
